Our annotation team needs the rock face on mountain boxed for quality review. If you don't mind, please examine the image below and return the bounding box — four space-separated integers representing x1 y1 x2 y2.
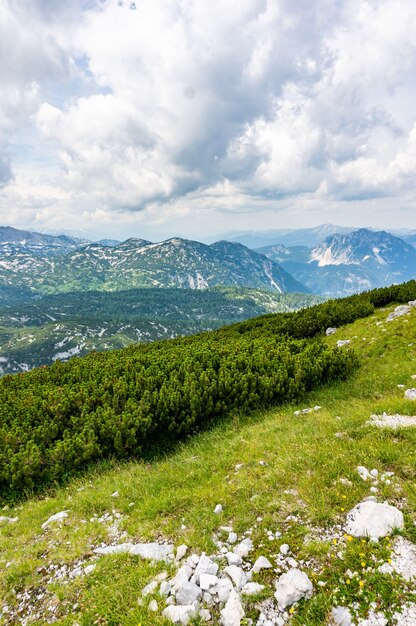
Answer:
260 229 416 297
0 235 308 296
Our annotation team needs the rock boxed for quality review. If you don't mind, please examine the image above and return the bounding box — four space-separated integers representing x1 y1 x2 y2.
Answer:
357 610 388 625
337 340 351 347
226 551 242 566
193 554 219 583
279 543 290 555
227 532 238 544
148 599 158 612
175 580 202 605
220 589 245 626
387 305 411 321
405 388 416 400
111 491 119 497
199 573 219 590
326 327 337 336
331 606 353 625
274 568 313 610
214 504 223 514
94 542 174 561
392 603 416 625
225 565 247 589
242 582 264 595
367 413 416 429
171 565 193 589
129 542 174 562
94 543 133 555
252 556 273 573
41 510 69 529
357 465 371 481
199 608 212 622
386 536 416 581
0 516 18 524
211 577 233 603
160 580 172 596
233 538 253 558
345 501 404 539
84 564 96 575
142 580 158 596
176 544 188 561
162 605 197 624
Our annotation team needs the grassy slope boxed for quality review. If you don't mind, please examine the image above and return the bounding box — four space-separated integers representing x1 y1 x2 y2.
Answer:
1 303 416 625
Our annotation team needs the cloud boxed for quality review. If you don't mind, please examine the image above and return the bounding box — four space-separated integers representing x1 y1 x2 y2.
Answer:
1 0 416 237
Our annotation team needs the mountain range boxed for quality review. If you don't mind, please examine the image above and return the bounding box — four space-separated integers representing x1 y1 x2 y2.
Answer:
258 228 416 297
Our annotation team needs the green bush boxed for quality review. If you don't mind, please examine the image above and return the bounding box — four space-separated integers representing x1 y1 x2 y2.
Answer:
1 280 416 500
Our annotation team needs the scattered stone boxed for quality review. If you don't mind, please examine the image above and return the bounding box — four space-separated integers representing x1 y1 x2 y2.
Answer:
367 413 416 429
111 491 119 497
175 581 202 605
393 603 416 625
279 543 290 555
162 604 197 624
193 554 219 582
214 504 223 514
199 608 211 622
0 516 18 524
241 582 264 595
226 552 242 566
224 565 247 589
84 564 96 575
404 389 416 400
252 556 273 573
176 544 188 561
227 532 237 544
220 590 245 626
386 305 411 321
41 511 69 529
142 580 158 596
199 574 218 591
382 536 416 581
357 466 371 481
148 599 158 612
94 542 174 562
326 327 337 335
234 538 253 558
331 605 353 625
345 501 404 539
274 568 313 610
337 340 351 347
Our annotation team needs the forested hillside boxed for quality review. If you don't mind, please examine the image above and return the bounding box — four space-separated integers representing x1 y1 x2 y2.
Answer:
0 288 321 374
2 280 416 500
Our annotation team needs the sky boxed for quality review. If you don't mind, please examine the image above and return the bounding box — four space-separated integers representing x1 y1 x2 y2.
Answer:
1 0 416 242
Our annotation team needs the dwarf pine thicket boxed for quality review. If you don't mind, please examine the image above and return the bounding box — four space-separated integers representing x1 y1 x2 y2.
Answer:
1 280 416 500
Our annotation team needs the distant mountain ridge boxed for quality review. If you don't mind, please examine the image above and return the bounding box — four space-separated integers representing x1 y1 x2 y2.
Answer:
259 228 416 297
0 230 309 301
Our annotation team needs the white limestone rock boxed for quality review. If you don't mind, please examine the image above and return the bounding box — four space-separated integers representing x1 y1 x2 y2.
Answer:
326 327 337 336
331 606 353 625
129 542 174 561
225 565 247 589
211 577 234 603
162 605 197 624
41 510 69 529
193 554 219 583
220 589 245 626
274 568 313 610
404 388 416 400
148 599 158 612
214 504 223 514
176 544 188 561
233 538 253 558
242 582 264 595
0 516 18 524
226 551 242 566
357 465 371 481
252 556 273 573
94 543 133 555
199 573 219 591
175 580 202 605
337 340 351 347
279 543 290 555
387 305 411 321
345 501 404 539
171 565 193 589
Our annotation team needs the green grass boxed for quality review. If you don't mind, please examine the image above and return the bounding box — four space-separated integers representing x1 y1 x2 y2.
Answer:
1 304 416 624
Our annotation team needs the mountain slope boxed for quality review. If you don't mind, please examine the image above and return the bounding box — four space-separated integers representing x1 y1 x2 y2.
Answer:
0 237 309 297
0 287 321 374
260 229 416 297
1 291 416 625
